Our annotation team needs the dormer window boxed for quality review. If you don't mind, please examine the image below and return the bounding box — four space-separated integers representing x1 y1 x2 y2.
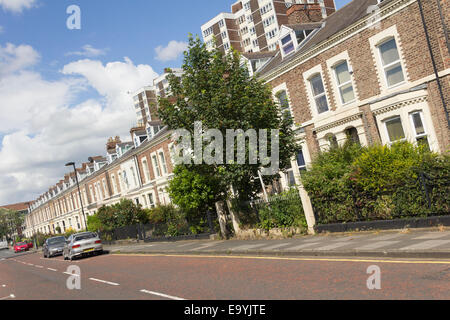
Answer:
281 34 294 55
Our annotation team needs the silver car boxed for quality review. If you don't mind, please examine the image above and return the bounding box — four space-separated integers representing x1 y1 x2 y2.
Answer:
63 232 103 261
43 236 66 258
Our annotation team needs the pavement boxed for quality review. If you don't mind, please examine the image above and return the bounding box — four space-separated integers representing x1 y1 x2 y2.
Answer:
103 227 450 259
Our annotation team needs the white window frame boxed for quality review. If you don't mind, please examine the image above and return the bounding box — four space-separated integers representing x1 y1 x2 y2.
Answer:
272 83 295 124
151 152 162 178
369 25 408 93
158 150 168 175
141 157 151 184
383 116 406 145
326 51 358 108
303 65 331 119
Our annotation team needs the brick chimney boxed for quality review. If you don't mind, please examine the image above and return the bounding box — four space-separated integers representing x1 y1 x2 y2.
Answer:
287 3 323 24
106 136 121 153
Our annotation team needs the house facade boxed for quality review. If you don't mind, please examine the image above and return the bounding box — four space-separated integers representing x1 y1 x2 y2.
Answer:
23 0 449 236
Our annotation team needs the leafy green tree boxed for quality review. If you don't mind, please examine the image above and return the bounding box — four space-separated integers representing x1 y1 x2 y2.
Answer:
158 35 301 206
168 165 222 220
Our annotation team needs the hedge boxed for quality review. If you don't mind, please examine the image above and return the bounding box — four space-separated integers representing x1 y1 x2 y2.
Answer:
301 141 450 224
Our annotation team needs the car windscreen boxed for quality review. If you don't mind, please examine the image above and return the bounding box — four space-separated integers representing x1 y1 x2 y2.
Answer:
17 242 26 246
74 233 96 242
48 237 66 245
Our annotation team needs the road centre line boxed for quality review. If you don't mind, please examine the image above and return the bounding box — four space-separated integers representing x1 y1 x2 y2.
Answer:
0 294 15 300
35 265 44 268
140 289 185 300
112 253 450 265
89 278 119 286
47 268 57 272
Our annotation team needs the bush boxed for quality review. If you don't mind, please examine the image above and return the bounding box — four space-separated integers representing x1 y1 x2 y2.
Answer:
302 141 450 224
64 227 77 238
96 199 149 230
256 189 307 231
147 205 190 237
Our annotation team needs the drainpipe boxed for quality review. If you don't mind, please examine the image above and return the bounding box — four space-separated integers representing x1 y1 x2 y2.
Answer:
417 0 450 128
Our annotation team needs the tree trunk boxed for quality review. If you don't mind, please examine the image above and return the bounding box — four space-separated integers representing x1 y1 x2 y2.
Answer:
226 199 241 235
215 201 229 239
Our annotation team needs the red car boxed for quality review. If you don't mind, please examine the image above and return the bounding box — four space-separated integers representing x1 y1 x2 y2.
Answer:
27 242 33 249
13 242 29 253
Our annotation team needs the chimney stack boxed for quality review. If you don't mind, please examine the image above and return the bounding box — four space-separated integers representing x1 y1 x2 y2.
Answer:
286 3 323 25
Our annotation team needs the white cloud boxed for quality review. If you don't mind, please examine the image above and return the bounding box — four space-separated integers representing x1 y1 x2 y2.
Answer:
66 45 108 58
155 40 188 62
0 0 37 13
0 43 40 76
0 43 158 205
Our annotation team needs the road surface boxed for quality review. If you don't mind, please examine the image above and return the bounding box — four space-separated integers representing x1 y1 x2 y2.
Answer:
0 251 449 300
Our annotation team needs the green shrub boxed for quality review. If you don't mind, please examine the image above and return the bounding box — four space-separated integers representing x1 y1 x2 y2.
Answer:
302 141 450 224
257 189 307 231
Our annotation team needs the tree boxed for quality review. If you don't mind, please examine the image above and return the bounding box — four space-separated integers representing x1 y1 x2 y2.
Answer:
168 165 222 221
96 199 149 230
159 35 301 206
0 208 25 241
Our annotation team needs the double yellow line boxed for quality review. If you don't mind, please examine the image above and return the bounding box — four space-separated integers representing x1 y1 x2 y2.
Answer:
112 253 450 265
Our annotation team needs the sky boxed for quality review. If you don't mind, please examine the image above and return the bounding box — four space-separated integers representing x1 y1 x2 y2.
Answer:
0 0 351 206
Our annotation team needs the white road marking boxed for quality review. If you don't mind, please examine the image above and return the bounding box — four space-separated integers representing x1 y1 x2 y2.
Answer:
47 268 57 272
27 263 34 266
356 241 400 250
176 243 198 248
35 265 44 269
140 289 185 300
232 244 267 251
283 242 321 250
260 243 293 251
1 285 5 287
371 234 404 241
316 242 350 251
188 242 223 251
89 278 119 286
0 294 15 300
63 272 80 277
400 240 450 250
413 232 450 240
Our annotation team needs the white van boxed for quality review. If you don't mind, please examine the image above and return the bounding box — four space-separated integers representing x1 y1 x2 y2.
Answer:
0 241 8 250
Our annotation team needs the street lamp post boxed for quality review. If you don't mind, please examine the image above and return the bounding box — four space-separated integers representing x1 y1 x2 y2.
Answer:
65 162 88 232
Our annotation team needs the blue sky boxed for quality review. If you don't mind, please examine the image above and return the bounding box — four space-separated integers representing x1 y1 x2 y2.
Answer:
0 0 351 205
0 0 351 75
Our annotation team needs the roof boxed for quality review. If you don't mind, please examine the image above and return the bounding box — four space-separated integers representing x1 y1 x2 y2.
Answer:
242 51 278 60
0 201 32 212
117 142 134 148
257 0 393 77
284 22 323 32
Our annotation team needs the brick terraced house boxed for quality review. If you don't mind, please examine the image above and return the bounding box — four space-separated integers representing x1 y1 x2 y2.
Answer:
24 0 449 236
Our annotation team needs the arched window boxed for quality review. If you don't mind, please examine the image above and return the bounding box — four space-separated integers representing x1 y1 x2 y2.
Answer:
345 127 360 145
325 133 338 149
276 90 292 119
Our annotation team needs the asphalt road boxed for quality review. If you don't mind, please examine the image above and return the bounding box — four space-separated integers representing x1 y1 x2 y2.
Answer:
0 250 449 300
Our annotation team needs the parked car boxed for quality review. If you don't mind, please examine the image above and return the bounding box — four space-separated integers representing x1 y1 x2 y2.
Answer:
43 236 66 258
26 241 33 249
0 241 8 250
63 232 103 261
13 242 29 253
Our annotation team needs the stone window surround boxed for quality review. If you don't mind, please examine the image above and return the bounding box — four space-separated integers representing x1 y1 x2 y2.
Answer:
373 93 440 153
325 50 359 109
369 24 409 95
272 82 295 122
303 64 332 120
